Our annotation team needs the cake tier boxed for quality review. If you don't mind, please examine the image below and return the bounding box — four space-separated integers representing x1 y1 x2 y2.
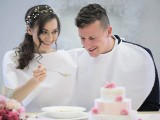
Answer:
95 98 131 115
89 110 138 120
100 87 125 101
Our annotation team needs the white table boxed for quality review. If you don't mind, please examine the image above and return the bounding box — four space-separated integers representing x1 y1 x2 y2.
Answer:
138 112 160 120
27 112 160 120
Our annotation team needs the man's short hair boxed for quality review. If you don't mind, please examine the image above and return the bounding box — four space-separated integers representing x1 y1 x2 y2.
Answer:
75 3 110 29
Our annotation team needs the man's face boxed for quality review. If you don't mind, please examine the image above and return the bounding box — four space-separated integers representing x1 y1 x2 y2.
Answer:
78 21 112 57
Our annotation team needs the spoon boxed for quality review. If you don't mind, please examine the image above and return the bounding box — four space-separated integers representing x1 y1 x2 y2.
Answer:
47 69 71 77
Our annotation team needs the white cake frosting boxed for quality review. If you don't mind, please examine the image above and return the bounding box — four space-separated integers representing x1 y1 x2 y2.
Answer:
89 110 138 120
95 98 131 115
100 87 125 101
89 83 140 120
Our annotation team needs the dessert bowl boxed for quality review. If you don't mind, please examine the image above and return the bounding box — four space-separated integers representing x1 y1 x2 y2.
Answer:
41 106 86 119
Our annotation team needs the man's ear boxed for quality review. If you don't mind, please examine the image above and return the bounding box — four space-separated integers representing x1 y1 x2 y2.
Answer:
107 26 112 37
26 26 32 35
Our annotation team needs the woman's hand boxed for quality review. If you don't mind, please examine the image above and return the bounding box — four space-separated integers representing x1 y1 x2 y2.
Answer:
11 64 47 102
33 64 46 83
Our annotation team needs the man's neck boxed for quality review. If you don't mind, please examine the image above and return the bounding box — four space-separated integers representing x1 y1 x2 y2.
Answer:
105 36 115 53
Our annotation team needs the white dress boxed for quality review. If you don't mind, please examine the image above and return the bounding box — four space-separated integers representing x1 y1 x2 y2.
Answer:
67 36 155 111
2 50 77 112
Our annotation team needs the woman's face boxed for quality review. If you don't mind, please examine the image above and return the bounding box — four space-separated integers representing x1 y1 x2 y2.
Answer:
29 18 59 53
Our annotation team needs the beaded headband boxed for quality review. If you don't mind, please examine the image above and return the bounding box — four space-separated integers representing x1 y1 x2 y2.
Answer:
26 5 54 25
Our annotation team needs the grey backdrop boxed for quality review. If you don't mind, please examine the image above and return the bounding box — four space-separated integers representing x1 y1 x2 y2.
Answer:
0 0 160 94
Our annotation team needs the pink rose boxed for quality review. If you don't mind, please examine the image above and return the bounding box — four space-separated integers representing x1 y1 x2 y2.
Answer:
9 111 19 120
104 82 116 88
17 107 25 115
121 109 129 115
0 109 19 120
0 109 6 116
91 107 98 114
0 95 26 120
0 95 7 109
115 96 123 102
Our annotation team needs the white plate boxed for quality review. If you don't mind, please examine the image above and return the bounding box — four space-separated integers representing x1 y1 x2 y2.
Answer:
37 112 88 120
41 106 86 119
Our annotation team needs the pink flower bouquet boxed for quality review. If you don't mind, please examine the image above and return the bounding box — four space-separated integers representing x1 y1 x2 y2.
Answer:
0 95 27 120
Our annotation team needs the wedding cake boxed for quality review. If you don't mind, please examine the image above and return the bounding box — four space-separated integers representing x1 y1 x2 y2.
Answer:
89 83 141 120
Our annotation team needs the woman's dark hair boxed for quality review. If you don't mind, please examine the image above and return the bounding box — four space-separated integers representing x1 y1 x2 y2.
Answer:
15 4 61 69
75 3 110 29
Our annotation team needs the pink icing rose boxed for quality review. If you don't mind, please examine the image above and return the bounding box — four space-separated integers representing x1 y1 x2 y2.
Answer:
121 109 129 115
115 96 123 102
104 82 116 88
91 107 98 114
138 118 143 120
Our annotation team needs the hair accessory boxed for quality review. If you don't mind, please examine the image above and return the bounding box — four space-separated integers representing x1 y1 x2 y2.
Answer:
26 6 54 25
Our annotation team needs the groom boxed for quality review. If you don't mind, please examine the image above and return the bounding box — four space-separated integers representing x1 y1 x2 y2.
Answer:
69 3 159 111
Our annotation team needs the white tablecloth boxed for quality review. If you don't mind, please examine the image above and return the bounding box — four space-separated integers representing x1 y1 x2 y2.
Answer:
27 112 160 120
